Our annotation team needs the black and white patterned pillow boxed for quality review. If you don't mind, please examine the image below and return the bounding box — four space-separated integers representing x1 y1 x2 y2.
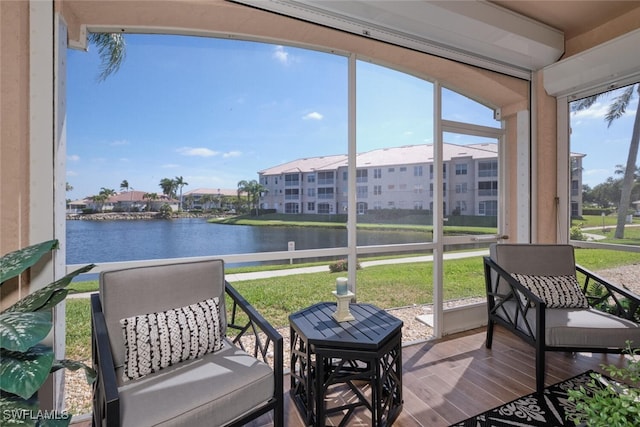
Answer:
511 274 589 309
120 297 222 381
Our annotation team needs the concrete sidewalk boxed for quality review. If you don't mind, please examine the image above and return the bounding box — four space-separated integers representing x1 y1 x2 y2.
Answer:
68 249 489 298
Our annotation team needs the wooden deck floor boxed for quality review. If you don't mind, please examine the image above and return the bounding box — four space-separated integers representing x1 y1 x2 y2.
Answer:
73 325 629 426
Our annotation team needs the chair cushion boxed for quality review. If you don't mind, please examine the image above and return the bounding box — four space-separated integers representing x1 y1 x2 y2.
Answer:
495 300 640 348
120 297 223 381
545 308 640 348
99 259 226 379
511 274 589 308
118 338 274 427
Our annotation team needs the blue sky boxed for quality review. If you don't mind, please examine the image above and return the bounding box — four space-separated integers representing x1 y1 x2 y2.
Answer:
66 34 637 200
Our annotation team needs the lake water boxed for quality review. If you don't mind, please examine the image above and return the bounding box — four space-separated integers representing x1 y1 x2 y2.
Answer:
66 218 430 266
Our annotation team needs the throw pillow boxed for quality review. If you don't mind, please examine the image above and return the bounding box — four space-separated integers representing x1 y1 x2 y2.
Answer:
120 297 222 381
511 274 589 309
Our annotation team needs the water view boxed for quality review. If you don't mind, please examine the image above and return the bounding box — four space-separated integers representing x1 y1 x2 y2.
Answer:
66 218 429 266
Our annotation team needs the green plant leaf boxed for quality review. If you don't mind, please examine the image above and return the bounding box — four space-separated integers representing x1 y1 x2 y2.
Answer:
0 345 54 399
0 240 58 285
3 264 95 314
0 312 52 352
0 393 38 426
51 359 97 384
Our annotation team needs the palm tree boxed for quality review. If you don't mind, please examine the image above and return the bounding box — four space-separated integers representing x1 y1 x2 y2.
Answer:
88 33 127 82
120 179 132 211
572 83 640 239
238 179 265 216
159 178 177 199
237 180 249 214
200 194 214 212
143 192 159 212
174 176 188 211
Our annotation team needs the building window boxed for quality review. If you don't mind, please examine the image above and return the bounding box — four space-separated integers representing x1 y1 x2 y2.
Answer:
318 187 334 199
413 184 423 193
388 201 395 208
374 168 382 179
455 183 468 193
571 179 579 196
285 202 300 214
388 167 395 173
343 171 348 180
318 171 334 185
307 174 315 183
307 188 316 197
414 165 423 177
284 173 300 187
430 164 447 179
399 167 407 172
307 202 315 211
373 185 382 195
456 164 467 175
399 183 407 190
478 160 498 177
478 181 498 196
455 201 467 212
357 186 368 198
479 200 498 216
388 184 395 190
373 201 382 210
317 203 331 214
356 169 368 183
285 188 300 199
414 201 423 210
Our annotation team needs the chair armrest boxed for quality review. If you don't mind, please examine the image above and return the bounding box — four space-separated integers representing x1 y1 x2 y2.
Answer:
576 264 640 321
224 281 284 391
484 256 545 340
484 256 545 306
91 294 120 427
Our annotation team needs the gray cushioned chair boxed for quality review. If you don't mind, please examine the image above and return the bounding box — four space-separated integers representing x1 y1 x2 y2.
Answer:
484 243 640 393
91 259 283 426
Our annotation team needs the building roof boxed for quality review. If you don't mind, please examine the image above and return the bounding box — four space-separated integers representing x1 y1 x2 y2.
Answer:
259 143 499 174
184 188 237 197
259 154 348 175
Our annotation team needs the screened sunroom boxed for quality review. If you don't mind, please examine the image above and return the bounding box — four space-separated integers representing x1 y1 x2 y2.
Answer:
2 1 640 425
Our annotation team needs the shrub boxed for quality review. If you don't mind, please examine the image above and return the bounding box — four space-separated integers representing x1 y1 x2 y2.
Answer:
567 342 640 427
570 224 585 241
329 259 361 273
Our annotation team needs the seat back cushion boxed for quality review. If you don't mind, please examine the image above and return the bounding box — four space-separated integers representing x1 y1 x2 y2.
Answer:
490 244 577 296
99 259 226 381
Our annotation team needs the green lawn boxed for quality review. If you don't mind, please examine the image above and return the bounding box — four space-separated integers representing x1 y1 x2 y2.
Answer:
65 247 639 365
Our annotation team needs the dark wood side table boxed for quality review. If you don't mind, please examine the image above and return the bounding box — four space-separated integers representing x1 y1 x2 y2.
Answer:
289 302 403 426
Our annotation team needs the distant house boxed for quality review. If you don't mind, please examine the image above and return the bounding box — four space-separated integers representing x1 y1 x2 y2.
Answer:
183 188 237 211
81 190 179 213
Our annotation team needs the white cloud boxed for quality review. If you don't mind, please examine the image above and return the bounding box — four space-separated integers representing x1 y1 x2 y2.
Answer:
110 139 129 146
303 112 323 120
223 151 242 158
177 147 219 157
273 45 292 65
67 170 78 176
68 154 80 162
